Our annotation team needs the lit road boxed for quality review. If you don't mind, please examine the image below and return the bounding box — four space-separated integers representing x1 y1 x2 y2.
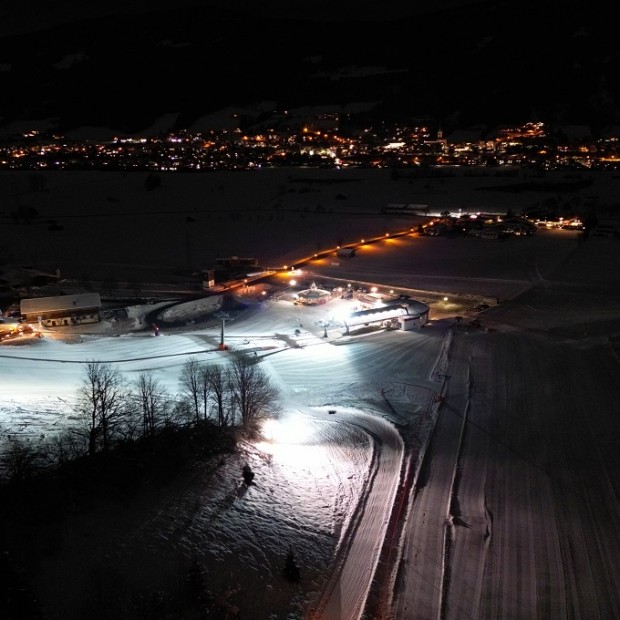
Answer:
303 410 403 620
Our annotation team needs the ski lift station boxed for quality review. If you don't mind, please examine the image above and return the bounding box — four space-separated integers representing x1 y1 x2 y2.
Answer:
342 297 430 334
291 280 430 333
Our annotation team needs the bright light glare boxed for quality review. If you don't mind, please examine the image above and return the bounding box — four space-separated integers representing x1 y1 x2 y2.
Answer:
261 417 309 445
258 416 322 466
331 308 351 323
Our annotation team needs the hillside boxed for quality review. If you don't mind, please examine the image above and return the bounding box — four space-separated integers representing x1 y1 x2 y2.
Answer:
0 0 618 135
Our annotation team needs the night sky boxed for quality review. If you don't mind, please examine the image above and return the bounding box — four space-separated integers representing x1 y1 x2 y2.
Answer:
1 0 618 132
0 0 484 35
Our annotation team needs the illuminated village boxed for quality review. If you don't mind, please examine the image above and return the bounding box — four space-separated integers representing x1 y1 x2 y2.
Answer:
2 119 620 172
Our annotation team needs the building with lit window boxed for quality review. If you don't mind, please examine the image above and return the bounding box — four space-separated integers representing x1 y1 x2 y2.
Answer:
20 293 101 327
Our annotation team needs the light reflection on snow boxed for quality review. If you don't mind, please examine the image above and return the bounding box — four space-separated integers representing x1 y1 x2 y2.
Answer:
1 168 605 620
257 415 323 467
260 416 312 445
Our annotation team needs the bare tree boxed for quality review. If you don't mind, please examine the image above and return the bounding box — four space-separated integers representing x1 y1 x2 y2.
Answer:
170 399 194 427
78 361 128 455
134 371 167 438
228 355 280 433
0 438 41 483
207 364 230 428
179 358 210 424
47 429 88 465
179 358 201 424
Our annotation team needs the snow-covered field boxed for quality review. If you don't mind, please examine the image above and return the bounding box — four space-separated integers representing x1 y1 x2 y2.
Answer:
1 166 616 286
1 168 620 619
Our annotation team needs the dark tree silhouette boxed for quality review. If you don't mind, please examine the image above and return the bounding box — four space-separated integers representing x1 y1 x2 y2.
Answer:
283 547 301 582
78 361 128 455
228 355 280 433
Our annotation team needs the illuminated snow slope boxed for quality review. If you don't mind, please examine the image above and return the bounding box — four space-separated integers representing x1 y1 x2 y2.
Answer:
2 168 620 619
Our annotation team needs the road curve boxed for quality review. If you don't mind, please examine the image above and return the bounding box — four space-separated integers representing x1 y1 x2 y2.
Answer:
304 411 404 620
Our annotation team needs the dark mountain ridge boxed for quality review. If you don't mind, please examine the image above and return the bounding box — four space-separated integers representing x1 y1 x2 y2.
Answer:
1 0 617 136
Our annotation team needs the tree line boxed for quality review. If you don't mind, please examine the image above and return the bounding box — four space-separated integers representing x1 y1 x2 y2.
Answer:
0 352 288 619
0 353 280 482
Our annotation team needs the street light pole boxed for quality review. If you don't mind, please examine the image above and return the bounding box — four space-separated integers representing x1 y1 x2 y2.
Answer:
215 311 230 350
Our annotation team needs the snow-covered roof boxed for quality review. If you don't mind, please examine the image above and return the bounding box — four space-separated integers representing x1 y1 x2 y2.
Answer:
346 299 429 326
20 293 102 315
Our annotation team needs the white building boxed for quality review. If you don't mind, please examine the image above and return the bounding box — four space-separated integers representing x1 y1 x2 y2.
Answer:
20 293 102 327
343 298 429 333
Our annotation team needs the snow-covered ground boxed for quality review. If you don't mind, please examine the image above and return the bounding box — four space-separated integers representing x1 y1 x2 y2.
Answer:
1 166 616 287
1 168 620 619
